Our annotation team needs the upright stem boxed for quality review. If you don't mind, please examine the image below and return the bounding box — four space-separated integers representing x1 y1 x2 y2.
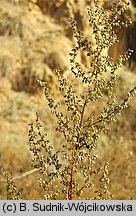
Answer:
68 151 74 200
67 98 87 200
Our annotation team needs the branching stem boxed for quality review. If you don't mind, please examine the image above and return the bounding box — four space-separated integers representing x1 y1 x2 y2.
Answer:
68 98 88 199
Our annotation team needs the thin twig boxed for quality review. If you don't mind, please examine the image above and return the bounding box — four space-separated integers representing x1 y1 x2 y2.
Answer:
0 168 40 183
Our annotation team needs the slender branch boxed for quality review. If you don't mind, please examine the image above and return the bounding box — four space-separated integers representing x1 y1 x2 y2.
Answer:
80 99 88 128
68 153 74 200
86 88 136 128
68 98 88 199
77 97 88 142
0 168 40 183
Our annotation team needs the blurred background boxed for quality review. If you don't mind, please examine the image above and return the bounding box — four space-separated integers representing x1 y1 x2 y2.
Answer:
0 0 136 199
